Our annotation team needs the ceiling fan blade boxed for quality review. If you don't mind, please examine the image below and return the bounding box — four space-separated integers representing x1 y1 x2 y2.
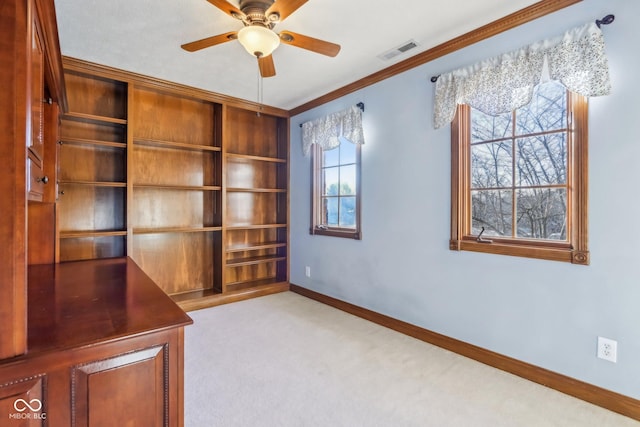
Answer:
265 0 308 22
206 0 245 19
181 31 237 52
258 55 276 78
279 31 340 57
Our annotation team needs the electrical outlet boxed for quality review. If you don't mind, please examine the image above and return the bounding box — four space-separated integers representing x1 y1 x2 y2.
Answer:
305 266 311 278
597 336 617 363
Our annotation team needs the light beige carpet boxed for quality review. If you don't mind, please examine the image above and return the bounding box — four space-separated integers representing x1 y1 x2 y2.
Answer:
184 292 639 426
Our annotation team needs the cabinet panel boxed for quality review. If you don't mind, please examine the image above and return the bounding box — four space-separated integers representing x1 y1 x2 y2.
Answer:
27 156 46 202
72 345 166 427
132 233 219 295
0 376 46 426
59 236 126 262
29 16 44 164
226 157 284 189
65 71 127 119
59 144 126 183
226 108 281 158
225 263 279 290
132 88 217 146
225 228 285 249
60 119 126 143
58 186 125 232
132 146 218 187
226 192 287 226
133 188 218 230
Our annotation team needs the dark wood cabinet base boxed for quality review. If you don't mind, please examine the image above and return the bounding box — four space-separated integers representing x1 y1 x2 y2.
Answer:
0 258 192 426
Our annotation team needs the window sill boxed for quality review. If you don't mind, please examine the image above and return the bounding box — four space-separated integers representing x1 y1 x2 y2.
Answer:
449 239 589 265
310 227 361 240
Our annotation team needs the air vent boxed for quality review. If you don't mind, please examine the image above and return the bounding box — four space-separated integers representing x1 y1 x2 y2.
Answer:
377 39 419 61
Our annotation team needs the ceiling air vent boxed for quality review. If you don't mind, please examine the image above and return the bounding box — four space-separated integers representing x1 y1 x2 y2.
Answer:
377 39 419 61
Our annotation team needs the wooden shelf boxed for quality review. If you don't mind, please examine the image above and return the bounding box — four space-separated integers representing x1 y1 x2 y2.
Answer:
170 288 221 303
172 281 289 311
133 138 221 152
225 278 287 293
226 187 286 193
63 111 127 126
226 224 287 230
226 153 286 163
134 184 221 191
59 137 127 149
226 254 286 267
59 230 127 239
58 180 127 187
133 226 222 235
226 242 286 253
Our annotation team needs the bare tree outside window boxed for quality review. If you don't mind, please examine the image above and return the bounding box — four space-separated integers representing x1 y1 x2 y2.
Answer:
470 81 568 241
450 81 589 264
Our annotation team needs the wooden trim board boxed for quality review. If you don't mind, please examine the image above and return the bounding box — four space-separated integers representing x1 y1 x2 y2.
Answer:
290 283 640 421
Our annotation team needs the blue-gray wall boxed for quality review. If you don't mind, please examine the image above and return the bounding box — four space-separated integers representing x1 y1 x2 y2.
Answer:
289 0 640 399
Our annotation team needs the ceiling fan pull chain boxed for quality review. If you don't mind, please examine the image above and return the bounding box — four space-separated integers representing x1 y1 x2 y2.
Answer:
257 66 262 117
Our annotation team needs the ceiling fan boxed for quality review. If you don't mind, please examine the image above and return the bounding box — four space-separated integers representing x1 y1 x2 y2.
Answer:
181 0 341 78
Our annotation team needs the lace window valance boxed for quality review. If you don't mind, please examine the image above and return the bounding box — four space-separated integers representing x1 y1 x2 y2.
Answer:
302 105 365 156
433 21 612 129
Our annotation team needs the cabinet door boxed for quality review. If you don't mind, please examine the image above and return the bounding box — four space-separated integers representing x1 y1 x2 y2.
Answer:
72 345 168 426
0 376 46 426
27 9 46 202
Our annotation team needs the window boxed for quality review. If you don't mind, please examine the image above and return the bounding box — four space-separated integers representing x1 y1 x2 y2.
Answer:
450 81 589 264
311 139 361 239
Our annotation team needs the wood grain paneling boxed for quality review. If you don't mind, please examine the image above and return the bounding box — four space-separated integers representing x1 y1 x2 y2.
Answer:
57 186 125 232
65 71 127 119
27 202 55 265
226 107 281 158
225 263 277 288
60 119 126 143
59 144 126 183
225 228 283 249
59 236 126 262
132 188 217 230
0 0 29 359
226 157 281 189
132 233 217 295
132 87 216 147
225 192 286 227
132 146 217 187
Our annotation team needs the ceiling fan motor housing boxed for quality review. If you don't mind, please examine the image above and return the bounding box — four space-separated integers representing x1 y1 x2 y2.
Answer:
238 0 278 27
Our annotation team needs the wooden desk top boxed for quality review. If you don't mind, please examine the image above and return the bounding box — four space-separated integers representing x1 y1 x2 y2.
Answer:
26 257 193 354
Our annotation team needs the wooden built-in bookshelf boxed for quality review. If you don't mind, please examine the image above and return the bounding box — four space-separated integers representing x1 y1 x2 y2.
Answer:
56 58 289 310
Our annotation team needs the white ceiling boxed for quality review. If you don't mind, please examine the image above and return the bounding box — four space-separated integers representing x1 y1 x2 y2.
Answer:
54 0 540 111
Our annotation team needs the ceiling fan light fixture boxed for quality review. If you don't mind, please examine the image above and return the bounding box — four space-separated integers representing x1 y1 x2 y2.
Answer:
237 25 280 58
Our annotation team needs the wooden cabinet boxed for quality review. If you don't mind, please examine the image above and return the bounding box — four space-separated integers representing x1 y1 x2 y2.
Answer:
0 258 192 426
57 58 290 311
2 3 193 426
27 7 46 202
1 0 66 359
